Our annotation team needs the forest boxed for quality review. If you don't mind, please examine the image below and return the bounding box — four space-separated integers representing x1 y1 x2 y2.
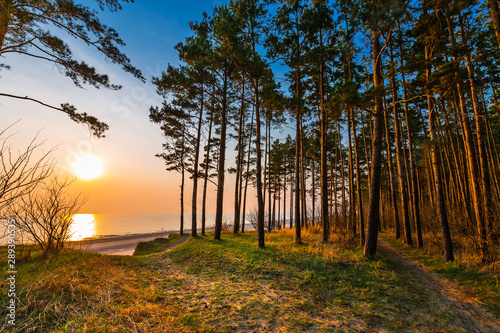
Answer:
150 0 500 263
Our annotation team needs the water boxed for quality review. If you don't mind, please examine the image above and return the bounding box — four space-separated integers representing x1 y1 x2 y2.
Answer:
70 213 219 240
0 212 254 244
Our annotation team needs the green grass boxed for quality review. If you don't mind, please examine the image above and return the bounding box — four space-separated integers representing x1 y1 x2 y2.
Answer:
0 230 490 332
381 233 500 317
133 233 181 256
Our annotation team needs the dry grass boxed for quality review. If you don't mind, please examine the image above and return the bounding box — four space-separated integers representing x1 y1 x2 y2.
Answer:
381 232 500 318
0 230 487 332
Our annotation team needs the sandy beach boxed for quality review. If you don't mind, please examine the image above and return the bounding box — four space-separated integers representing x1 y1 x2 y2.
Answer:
65 231 171 255
64 223 256 255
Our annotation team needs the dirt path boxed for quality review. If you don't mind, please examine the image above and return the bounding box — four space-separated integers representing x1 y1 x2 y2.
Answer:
163 234 190 252
377 238 500 333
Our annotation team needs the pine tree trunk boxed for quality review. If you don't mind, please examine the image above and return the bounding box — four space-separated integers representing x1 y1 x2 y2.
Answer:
241 106 255 233
425 41 454 262
318 31 329 242
269 175 277 229
363 121 372 186
351 108 364 244
191 84 204 237
267 121 272 232
290 163 294 229
347 108 356 239
255 81 265 248
446 14 484 257
214 68 228 241
390 43 412 246
234 82 245 234
295 74 302 243
364 28 385 257
283 167 287 229
384 106 401 240
300 120 307 228
399 40 423 247
339 123 347 228
459 13 490 260
202 107 214 236
180 132 186 236
312 161 316 225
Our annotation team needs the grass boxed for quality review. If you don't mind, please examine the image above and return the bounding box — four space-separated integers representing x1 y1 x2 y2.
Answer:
0 229 489 332
133 233 181 256
381 232 500 317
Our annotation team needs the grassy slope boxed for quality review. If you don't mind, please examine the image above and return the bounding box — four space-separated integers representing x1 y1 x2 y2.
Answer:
133 233 181 256
0 230 487 332
381 233 500 317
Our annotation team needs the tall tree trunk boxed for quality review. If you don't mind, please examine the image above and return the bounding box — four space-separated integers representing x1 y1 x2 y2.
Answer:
399 36 423 247
191 83 204 237
363 121 372 185
234 81 245 234
272 176 277 230
255 80 265 248
180 131 186 236
459 13 490 260
425 40 454 262
384 106 401 241
295 74 302 243
364 28 384 257
351 108 364 244
318 29 329 243
347 108 356 239
283 166 287 229
241 106 255 233
446 14 484 257
267 120 272 232
312 161 316 225
214 68 228 241
290 161 294 229
202 106 214 236
295 115 302 241
339 123 347 228
334 144 339 221
390 43 412 246
300 120 307 228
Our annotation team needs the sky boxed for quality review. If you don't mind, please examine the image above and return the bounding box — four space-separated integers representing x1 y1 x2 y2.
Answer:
0 0 248 215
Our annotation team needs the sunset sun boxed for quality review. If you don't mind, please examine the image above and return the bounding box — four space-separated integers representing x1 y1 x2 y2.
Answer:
72 155 104 180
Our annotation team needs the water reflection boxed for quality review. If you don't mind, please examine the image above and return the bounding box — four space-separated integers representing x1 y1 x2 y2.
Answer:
70 214 97 240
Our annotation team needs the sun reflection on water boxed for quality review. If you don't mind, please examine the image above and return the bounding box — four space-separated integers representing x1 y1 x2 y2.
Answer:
70 214 97 241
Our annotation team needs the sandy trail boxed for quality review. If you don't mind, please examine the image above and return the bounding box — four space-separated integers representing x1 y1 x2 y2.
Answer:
377 238 500 333
66 232 170 255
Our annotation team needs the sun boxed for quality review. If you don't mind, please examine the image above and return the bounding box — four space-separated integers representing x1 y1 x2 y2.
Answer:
72 155 104 180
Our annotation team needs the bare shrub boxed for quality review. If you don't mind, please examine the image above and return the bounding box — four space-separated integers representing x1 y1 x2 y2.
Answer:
0 123 54 211
8 177 86 257
221 216 232 231
248 209 259 230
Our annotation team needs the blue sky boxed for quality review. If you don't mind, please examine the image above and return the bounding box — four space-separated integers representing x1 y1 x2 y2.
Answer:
1 0 242 215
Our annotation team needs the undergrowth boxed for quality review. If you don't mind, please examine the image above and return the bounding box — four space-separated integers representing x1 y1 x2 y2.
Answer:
381 232 500 317
0 230 488 332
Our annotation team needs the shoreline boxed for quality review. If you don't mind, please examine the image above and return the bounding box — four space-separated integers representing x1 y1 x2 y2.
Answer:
65 223 255 246
65 226 217 255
